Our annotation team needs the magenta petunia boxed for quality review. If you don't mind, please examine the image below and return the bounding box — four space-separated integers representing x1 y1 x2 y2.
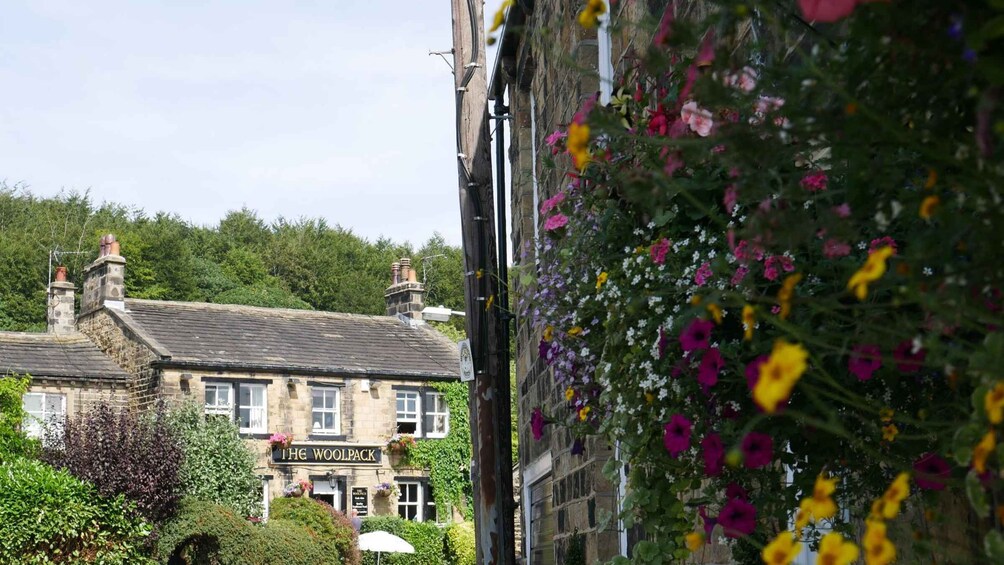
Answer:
694 262 713 286
663 414 693 458
718 498 757 538
698 348 724 394
745 356 768 390
730 265 750 286
539 192 566 215
680 319 714 352
800 171 828 192
913 452 950 491
741 432 773 469
849 344 882 381
869 236 898 254
701 432 725 477
531 408 546 441
698 506 717 537
650 238 671 265
725 483 749 501
893 339 926 373
544 213 569 231
798 0 857 23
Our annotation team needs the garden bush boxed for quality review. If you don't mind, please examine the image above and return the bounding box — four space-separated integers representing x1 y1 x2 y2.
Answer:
43 402 183 523
167 401 262 518
156 498 336 565
359 516 445 565
269 497 360 565
443 521 475 565
0 374 38 461
0 457 153 564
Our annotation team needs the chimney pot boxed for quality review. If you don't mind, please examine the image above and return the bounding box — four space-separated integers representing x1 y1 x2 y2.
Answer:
109 240 121 256
55 265 68 282
407 268 418 283
399 257 411 283
391 262 401 285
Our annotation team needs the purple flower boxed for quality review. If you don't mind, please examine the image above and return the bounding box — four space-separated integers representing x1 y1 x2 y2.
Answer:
913 453 950 491
663 414 693 458
725 483 749 501
650 238 671 265
701 432 724 477
741 432 773 469
694 262 713 286
745 356 768 390
698 348 724 394
849 344 882 381
698 506 717 537
570 438 585 456
718 498 756 538
894 340 926 373
730 265 749 286
538 338 552 363
531 408 546 441
680 319 713 352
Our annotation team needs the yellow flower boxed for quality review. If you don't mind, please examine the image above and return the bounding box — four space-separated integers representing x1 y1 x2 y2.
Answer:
595 271 608 290
567 122 591 170
816 533 859 565
847 246 894 301
485 295 495 310
578 406 591 421
761 532 802 565
543 325 554 342
924 168 937 189
568 326 583 337
488 0 514 33
798 475 838 525
986 383 1004 424
794 507 810 531
973 430 996 474
565 387 575 402
753 340 809 413
919 195 940 219
864 520 896 565
644 391 655 404
873 473 910 520
707 303 723 325
778 273 802 320
881 424 899 442
879 408 894 423
685 531 704 552
690 295 703 306
577 0 606 29
742 305 755 341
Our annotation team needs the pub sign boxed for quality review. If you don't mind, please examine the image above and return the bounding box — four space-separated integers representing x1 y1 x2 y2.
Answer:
272 444 382 465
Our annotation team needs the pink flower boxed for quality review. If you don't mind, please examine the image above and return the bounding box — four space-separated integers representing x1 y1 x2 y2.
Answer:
723 184 739 212
650 238 671 265
681 101 714 137
718 498 757 539
539 192 566 215
800 171 828 192
763 255 794 281
531 408 546 441
730 265 750 286
663 150 684 176
869 237 898 254
544 213 569 231
848 344 882 381
680 319 713 352
694 262 713 286
725 66 758 92
894 339 926 373
754 96 785 114
702 433 724 477
698 348 724 394
833 203 852 218
913 453 950 491
798 0 858 23
741 432 773 469
823 239 851 259
663 414 692 458
544 130 567 152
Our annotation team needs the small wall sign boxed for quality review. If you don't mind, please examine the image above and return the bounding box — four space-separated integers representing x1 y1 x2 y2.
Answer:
272 444 382 465
459 339 474 382
351 487 369 517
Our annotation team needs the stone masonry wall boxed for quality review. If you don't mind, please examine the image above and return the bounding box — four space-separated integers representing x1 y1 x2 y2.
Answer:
77 310 161 409
27 378 128 419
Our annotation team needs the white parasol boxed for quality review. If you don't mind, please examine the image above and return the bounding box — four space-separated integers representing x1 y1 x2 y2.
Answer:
358 530 415 565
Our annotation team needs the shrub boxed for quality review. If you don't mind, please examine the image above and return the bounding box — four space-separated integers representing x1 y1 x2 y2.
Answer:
268 497 360 565
43 402 183 523
156 498 336 565
359 516 444 565
0 457 154 564
0 374 38 461
167 402 262 517
443 521 475 565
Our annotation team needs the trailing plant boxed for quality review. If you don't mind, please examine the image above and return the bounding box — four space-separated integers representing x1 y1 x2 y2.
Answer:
43 402 183 523
521 0 1004 563
0 373 38 461
410 380 474 521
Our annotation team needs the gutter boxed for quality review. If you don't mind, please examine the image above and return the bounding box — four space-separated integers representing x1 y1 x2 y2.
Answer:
152 359 459 381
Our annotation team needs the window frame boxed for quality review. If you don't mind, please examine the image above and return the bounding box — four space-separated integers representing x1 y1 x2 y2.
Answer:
310 386 341 436
397 481 422 521
423 391 450 438
204 382 234 418
22 392 66 441
395 390 421 437
237 382 268 434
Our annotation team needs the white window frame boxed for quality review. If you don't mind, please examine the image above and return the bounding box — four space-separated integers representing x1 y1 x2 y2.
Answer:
523 451 554 565
261 477 271 521
311 387 341 436
396 391 421 437
423 391 450 438
22 392 66 441
398 481 421 521
204 383 234 418
238 382 268 434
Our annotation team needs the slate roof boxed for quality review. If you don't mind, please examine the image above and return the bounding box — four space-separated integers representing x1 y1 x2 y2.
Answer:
119 299 460 379
0 333 129 381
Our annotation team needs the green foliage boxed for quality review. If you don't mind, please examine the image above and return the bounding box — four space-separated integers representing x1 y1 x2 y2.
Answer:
0 457 153 564
269 497 360 565
359 516 444 565
410 381 474 521
564 531 586 565
443 521 475 565
167 402 263 518
0 374 38 461
156 498 336 565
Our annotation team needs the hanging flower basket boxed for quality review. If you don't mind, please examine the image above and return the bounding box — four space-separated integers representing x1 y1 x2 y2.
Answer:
374 482 398 498
385 434 416 455
268 432 294 450
283 479 312 498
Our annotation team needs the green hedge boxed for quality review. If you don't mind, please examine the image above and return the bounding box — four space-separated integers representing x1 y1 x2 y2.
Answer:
444 521 475 565
156 498 337 565
359 516 445 565
0 457 153 564
269 497 360 565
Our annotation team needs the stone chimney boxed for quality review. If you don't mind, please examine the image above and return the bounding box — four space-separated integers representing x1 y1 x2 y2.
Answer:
81 234 126 314
385 257 425 320
47 266 76 335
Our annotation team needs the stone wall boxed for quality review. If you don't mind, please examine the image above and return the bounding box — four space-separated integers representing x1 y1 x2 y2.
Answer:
27 378 128 418
77 310 162 409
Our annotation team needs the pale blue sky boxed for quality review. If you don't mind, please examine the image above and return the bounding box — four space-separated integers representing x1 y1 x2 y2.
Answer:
0 1 507 247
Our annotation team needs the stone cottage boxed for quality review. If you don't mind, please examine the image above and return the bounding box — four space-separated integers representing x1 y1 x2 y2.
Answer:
1 235 462 522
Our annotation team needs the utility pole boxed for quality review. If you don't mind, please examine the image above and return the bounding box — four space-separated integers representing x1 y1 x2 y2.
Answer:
449 0 515 564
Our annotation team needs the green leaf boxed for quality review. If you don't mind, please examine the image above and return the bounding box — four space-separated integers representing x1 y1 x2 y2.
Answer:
953 424 982 466
965 470 990 517
986 530 1004 561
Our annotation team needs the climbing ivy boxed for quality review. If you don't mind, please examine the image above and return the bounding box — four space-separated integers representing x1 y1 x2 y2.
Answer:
410 380 473 521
